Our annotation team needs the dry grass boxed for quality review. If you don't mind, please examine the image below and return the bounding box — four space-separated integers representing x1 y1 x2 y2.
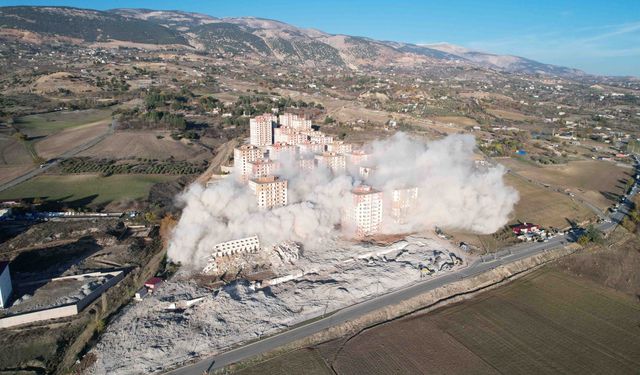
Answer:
79 131 211 161
34 119 110 160
506 174 594 228
501 158 630 210
432 116 479 126
486 108 533 121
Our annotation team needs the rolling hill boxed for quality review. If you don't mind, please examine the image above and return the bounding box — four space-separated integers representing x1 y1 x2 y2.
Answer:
0 6 585 77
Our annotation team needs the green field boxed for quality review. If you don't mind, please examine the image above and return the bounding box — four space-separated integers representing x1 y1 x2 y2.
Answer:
14 108 112 137
0 174 175 207
234 267 640 375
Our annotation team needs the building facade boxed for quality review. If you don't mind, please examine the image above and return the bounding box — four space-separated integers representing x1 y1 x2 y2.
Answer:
315 152 346 173
250 114 277 146
248 176 288 208
234 145 264 182
347 185 383 237
390 187 419 223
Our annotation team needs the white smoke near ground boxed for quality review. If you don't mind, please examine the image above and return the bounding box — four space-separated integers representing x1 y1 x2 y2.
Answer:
168 133 519 268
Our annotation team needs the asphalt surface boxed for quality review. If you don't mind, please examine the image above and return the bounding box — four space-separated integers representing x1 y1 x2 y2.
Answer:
166 157 640 375
0 120 114 193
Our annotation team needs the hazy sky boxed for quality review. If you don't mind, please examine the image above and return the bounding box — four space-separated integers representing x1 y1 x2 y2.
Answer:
4 0 639 76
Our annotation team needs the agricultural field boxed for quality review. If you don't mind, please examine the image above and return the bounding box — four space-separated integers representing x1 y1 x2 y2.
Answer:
505 174 594 228
14 108 113 138
79 131 211 161
322 268 640 375
0 174 176 208
236 267 640 375
500 158 631 211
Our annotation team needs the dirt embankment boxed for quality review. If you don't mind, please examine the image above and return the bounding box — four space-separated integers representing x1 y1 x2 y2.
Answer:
225 246 579 371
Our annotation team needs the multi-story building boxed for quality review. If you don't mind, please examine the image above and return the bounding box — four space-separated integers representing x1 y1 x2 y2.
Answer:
267 142 298 161
274 126 309 145
298 156 317 171
315 152 346 173
248 176 288 208
249 159 279 178
327 141 353 154
346 150 371 167
279 112 312 131
359 166 375 180
234 145 264 182
250 114 277 146
202 236 261 273
307 131 334 145
346 185 383 237
298 142 326 155
390 187 419 223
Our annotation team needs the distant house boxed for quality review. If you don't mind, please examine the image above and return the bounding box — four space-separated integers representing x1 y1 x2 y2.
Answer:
0 262 12 308
511 223 540 235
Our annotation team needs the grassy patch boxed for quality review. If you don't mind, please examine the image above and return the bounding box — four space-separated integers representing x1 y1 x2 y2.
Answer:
15 108 112 137
0 174 176 207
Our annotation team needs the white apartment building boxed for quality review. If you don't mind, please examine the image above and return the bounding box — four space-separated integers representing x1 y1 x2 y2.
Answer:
298 156 317 171
315 152 346 173
279 112 312 130
234 145 264 182
298 142 326 155
391 187 419 223
307 131 334 145
249 159 279 178
248 176 288 208
212 236 260 259
274 126 309 145
346 150 371 167
359 166 375 180
250 114 277 146
327 141 353 154
347 185 383 237
267 142 298 161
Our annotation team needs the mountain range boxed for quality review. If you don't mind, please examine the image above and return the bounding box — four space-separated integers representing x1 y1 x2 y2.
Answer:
0 6 585 77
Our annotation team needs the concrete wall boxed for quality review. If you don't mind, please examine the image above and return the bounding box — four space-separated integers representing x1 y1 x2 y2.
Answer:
76 271 124 311
0 270 125 329
0 304 78 329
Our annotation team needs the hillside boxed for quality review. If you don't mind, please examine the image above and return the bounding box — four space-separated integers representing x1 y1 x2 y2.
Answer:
0 6 188 45
0 6 584 76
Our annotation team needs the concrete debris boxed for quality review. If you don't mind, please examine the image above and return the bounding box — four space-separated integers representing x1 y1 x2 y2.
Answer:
88 236 467 375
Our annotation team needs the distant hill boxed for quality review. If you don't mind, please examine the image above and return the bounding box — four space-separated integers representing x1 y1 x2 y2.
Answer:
423 43 585 76
0 6 188 45
0 6 585 77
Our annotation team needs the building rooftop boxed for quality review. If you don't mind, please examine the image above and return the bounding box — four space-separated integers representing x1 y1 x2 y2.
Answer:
352 185 379 195
251 175 282 184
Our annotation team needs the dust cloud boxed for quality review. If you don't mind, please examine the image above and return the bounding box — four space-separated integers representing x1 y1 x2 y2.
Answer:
168 133 519 268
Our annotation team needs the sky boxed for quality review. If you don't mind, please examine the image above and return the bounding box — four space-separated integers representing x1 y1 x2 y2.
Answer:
3 0 640 76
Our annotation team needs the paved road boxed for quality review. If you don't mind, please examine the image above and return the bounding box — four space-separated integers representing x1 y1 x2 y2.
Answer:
0 120 114 193
168 158 640 375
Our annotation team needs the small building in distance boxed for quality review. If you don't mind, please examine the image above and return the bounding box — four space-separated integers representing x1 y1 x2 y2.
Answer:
0 261 12 308
249 176 288 208
346 185 383 237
